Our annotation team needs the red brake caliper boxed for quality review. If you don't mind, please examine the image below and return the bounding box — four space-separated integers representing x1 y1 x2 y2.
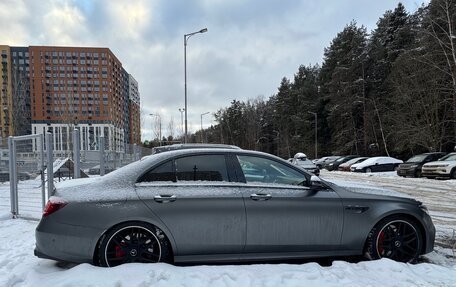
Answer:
378 231 385 255
115 245 125 258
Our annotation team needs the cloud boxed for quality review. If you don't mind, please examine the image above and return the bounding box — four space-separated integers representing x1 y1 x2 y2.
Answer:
0 0 429 140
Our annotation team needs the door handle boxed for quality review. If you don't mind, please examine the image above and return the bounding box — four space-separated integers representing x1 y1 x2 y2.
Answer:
154 195 177 203
250 193 272 201
345 205 369 213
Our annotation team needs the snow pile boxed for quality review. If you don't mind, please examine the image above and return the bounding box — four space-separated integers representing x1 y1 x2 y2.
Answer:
0 217 455 287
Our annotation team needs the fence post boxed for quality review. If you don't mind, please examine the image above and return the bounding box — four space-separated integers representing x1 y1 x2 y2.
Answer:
99 136 105 176
8 137 18 218
46 132 54 198
73 129 80 179
39 134 46 210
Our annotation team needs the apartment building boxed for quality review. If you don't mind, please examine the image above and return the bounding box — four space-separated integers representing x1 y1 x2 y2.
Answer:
0 45 141 151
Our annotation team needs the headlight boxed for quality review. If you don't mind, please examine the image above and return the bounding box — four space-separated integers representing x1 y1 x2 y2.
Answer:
409 165 418 168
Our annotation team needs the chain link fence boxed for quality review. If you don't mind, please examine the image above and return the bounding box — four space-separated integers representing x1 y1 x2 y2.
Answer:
1 133 152 219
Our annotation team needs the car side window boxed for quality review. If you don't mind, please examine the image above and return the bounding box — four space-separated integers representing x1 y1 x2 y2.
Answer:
237 155 306 186
137 160 175 183
175 155 229 182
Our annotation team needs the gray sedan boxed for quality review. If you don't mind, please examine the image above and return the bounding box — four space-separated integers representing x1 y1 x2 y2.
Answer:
35 148 435 266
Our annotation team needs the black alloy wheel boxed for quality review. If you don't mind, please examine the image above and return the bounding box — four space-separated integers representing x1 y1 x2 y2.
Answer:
99 222 171 267
414 169 422 178
365 217 422 263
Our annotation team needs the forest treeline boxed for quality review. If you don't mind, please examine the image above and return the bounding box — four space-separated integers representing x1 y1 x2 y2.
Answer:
196 0 456 159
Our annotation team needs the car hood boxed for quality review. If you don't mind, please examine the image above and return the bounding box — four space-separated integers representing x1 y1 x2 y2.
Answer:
423 160 456 167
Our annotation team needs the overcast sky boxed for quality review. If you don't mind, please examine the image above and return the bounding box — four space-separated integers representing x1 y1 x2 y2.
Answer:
0 0 427 140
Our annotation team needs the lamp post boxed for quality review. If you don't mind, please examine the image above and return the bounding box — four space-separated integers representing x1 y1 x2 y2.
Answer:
149 113 162 146
178 108 185 138
184 27 208 144
200 112 209 143
308 111 317 159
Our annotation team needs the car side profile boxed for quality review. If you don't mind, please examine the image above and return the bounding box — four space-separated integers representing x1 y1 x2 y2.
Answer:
35 148 435 267
351 156 403 173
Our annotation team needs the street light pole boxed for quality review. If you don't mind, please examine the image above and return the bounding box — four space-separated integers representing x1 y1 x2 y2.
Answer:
308 111 317 159
200 112 209 143
149 113 162 146
179 108 185 139
184 28 208 144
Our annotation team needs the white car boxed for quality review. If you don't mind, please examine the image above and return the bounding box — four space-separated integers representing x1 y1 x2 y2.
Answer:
421 152 456 179
350 156 403 173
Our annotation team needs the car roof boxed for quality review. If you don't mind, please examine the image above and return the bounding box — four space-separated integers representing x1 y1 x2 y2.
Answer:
151 143 241 154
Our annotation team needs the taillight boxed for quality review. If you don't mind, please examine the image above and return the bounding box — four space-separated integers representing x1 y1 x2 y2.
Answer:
43 197 67 217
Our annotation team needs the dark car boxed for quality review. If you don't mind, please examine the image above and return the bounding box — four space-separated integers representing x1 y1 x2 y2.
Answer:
326 155 359 171
35 148 435 267
397 152 447 178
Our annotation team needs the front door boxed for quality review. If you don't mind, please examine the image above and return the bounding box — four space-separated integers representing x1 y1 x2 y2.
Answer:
235 154 344 253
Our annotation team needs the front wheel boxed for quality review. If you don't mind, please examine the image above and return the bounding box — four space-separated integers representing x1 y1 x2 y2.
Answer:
98 222 172 267
364 216 422 263
450 168 456 179
365 168 372 173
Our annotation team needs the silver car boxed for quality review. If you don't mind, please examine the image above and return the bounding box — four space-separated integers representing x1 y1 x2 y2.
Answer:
35 148 435 266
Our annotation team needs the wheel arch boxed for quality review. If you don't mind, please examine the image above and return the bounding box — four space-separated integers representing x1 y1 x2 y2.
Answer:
92 219 176 265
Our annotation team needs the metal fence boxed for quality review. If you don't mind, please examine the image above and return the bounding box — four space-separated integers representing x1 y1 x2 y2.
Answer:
1 131 151 219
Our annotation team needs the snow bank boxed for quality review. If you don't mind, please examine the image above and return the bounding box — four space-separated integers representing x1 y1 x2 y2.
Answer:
1 218 456 287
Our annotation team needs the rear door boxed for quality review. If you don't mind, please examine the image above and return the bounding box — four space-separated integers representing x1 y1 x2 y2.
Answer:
135 153 246 256
233 154 344 253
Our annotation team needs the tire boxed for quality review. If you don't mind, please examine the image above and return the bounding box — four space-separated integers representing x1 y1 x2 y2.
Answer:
451 168 456 180
365 168 372 173
98 222 172 267
364 216 422 263
414 170 422 178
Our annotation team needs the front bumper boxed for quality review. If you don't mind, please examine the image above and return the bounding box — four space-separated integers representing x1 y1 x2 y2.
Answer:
422 212 436 254
421 167 451 178
396 168 418 177
35 217 104 264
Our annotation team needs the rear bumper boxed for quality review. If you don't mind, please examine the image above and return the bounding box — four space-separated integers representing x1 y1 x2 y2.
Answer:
35 217 103 264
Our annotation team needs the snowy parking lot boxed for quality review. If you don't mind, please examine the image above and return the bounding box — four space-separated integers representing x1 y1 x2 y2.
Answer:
0 171 455 287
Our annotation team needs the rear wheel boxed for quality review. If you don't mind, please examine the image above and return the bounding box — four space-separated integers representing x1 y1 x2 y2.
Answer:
98 222 172 267
364 216 422 263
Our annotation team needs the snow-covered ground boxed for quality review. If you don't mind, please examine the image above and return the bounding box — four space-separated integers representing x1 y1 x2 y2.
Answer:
0 172 456 287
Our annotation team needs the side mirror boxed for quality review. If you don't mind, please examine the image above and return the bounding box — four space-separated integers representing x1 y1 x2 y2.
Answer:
310 175 325 191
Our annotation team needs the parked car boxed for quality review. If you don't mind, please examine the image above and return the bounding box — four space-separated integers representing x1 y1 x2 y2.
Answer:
291 152 320 176
314 156 341 169
326 155 359 171
88 165 115 175
421 152 456 179
397 152 447 178
351 156 403 173
338 157 368 172
35 148 435 266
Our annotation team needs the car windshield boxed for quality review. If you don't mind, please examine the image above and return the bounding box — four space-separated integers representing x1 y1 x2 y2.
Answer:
439 154 456 161
406 154 427 163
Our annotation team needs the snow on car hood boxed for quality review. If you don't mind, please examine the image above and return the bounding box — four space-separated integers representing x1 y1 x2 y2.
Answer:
423 160 456 167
